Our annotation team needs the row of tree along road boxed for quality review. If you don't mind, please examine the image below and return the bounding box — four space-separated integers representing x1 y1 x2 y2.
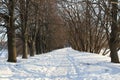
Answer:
0 0 120 63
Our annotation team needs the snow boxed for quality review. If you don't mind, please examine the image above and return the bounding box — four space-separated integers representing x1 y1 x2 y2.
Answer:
0 47 120 80
0 49 8 58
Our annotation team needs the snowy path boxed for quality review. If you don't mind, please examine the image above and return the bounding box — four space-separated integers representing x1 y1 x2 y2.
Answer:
0 48 120 80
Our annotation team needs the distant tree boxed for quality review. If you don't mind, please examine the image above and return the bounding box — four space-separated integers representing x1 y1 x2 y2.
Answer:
35 0 59 54
27 1 39 56
19 0 29 58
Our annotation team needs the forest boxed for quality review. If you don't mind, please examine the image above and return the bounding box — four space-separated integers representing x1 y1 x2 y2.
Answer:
0 0 120 63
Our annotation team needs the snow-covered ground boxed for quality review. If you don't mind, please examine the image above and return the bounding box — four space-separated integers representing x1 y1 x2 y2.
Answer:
0 48 120 80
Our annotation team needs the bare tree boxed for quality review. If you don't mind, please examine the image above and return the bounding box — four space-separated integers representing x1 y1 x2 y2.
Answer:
7 0 17 62
18 0 29 58
109 0 119 63
58 0 108 54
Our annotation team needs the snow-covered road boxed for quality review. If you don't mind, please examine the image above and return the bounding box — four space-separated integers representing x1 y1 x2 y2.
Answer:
0 48 120 80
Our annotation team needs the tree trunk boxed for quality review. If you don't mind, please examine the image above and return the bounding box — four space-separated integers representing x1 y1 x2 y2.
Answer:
36 36 41 54
7 0 17 62
29 41 36 56
109 41 119 63
109 0 119 63
7 27 17 62
22 35 28 58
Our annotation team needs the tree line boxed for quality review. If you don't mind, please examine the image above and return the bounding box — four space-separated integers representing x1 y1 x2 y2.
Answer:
0 0 65 62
